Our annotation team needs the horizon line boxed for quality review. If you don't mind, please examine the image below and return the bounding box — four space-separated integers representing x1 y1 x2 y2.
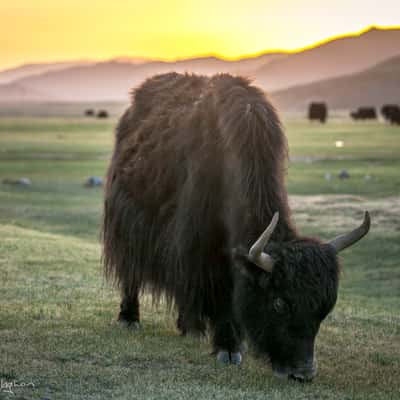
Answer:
183 25 400 62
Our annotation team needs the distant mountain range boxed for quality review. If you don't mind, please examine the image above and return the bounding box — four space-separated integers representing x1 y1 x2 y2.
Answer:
272 55 400 110
0 53 285 103
254 27 400 90
0 26 399 109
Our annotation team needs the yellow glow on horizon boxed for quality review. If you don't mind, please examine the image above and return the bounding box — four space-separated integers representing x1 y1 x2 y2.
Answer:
0 0 399 69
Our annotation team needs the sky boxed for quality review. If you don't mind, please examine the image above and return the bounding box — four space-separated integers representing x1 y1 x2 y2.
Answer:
0 0 399 69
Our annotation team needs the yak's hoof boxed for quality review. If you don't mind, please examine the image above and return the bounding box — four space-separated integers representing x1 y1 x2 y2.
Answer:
230 352 242 365
128 321 141 330
217 350 242 365
119 319 140 330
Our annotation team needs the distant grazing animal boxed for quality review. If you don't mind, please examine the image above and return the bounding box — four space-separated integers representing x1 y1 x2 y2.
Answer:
350 107 377 120
308 102 327 123
381 104 400 125
85 109 95 117
97 110 109 119
338 170 350 180
103 73 370 381
84 176 103 187
2 177 32 186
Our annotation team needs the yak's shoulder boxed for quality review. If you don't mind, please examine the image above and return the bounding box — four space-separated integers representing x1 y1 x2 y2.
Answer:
208 74 260 98
210 73 253 89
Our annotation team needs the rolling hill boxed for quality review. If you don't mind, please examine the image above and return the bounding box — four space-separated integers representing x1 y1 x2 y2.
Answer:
0 61 93 84
0 82 51 102
271 55 400 111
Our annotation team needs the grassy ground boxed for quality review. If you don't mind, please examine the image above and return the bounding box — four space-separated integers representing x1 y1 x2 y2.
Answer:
0 114 399 399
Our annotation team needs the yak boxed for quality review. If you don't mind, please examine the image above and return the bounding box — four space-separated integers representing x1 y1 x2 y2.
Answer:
308 102 327 123
85 109 95 117
103 73 370 382
350 107 377 121
381 104 400 125
97 110 109 119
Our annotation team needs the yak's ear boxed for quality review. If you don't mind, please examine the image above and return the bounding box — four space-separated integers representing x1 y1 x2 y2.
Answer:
231 247 252 277
231 247 264 282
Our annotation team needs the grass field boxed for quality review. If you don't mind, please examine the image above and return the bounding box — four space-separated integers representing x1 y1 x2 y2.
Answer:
0 113 399 399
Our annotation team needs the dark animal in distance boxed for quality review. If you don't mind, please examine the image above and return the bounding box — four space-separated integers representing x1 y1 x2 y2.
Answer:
85 109 95 117
350 107 377 120
97 110 109 119
2 177 32 186
308 102 327 123
381 104 400 125
338 170 350 180
103 73 370 381
84 176 103 187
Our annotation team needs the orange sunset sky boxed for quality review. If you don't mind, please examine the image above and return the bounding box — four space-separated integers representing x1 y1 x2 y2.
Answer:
0 0 399 69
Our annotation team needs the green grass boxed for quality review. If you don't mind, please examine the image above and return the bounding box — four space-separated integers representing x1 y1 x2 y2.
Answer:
0 115 399 399
285 119 400 159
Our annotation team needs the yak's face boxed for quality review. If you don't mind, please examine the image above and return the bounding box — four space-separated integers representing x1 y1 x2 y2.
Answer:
233 240 339 381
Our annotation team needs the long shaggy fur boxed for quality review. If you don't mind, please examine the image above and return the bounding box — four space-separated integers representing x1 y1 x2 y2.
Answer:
103 72 297 320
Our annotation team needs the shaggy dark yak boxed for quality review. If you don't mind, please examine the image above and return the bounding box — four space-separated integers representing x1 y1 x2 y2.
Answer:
308 102 327 123
103 72 370 381
350 107 377 120
97 110 109 119
381 104 400 125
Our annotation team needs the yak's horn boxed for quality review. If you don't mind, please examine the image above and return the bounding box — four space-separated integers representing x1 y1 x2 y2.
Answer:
328 211 371 253
248 212 279 272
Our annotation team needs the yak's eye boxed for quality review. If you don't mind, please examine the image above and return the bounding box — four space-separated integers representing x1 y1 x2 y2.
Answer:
273 298 287 313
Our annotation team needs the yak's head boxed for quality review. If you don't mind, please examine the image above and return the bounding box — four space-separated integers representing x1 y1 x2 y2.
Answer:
232 212 370 382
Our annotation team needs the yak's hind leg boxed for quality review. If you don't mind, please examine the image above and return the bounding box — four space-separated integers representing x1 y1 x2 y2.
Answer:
118 285 140 329
176 307 207 337
175 291 207 337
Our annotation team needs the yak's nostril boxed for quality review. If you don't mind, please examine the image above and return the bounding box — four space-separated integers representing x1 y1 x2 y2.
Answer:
273 361 317 382
289 365 316 383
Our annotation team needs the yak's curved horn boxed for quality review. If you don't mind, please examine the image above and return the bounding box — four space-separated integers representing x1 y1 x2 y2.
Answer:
328 211 371 253
248 212 279 272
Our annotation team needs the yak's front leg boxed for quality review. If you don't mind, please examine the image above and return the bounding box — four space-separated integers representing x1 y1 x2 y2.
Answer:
210 313 243 365
118 285 140 329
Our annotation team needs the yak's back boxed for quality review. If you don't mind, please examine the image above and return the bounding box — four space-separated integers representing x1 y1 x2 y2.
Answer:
110 72 294 242
112 72 287 209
